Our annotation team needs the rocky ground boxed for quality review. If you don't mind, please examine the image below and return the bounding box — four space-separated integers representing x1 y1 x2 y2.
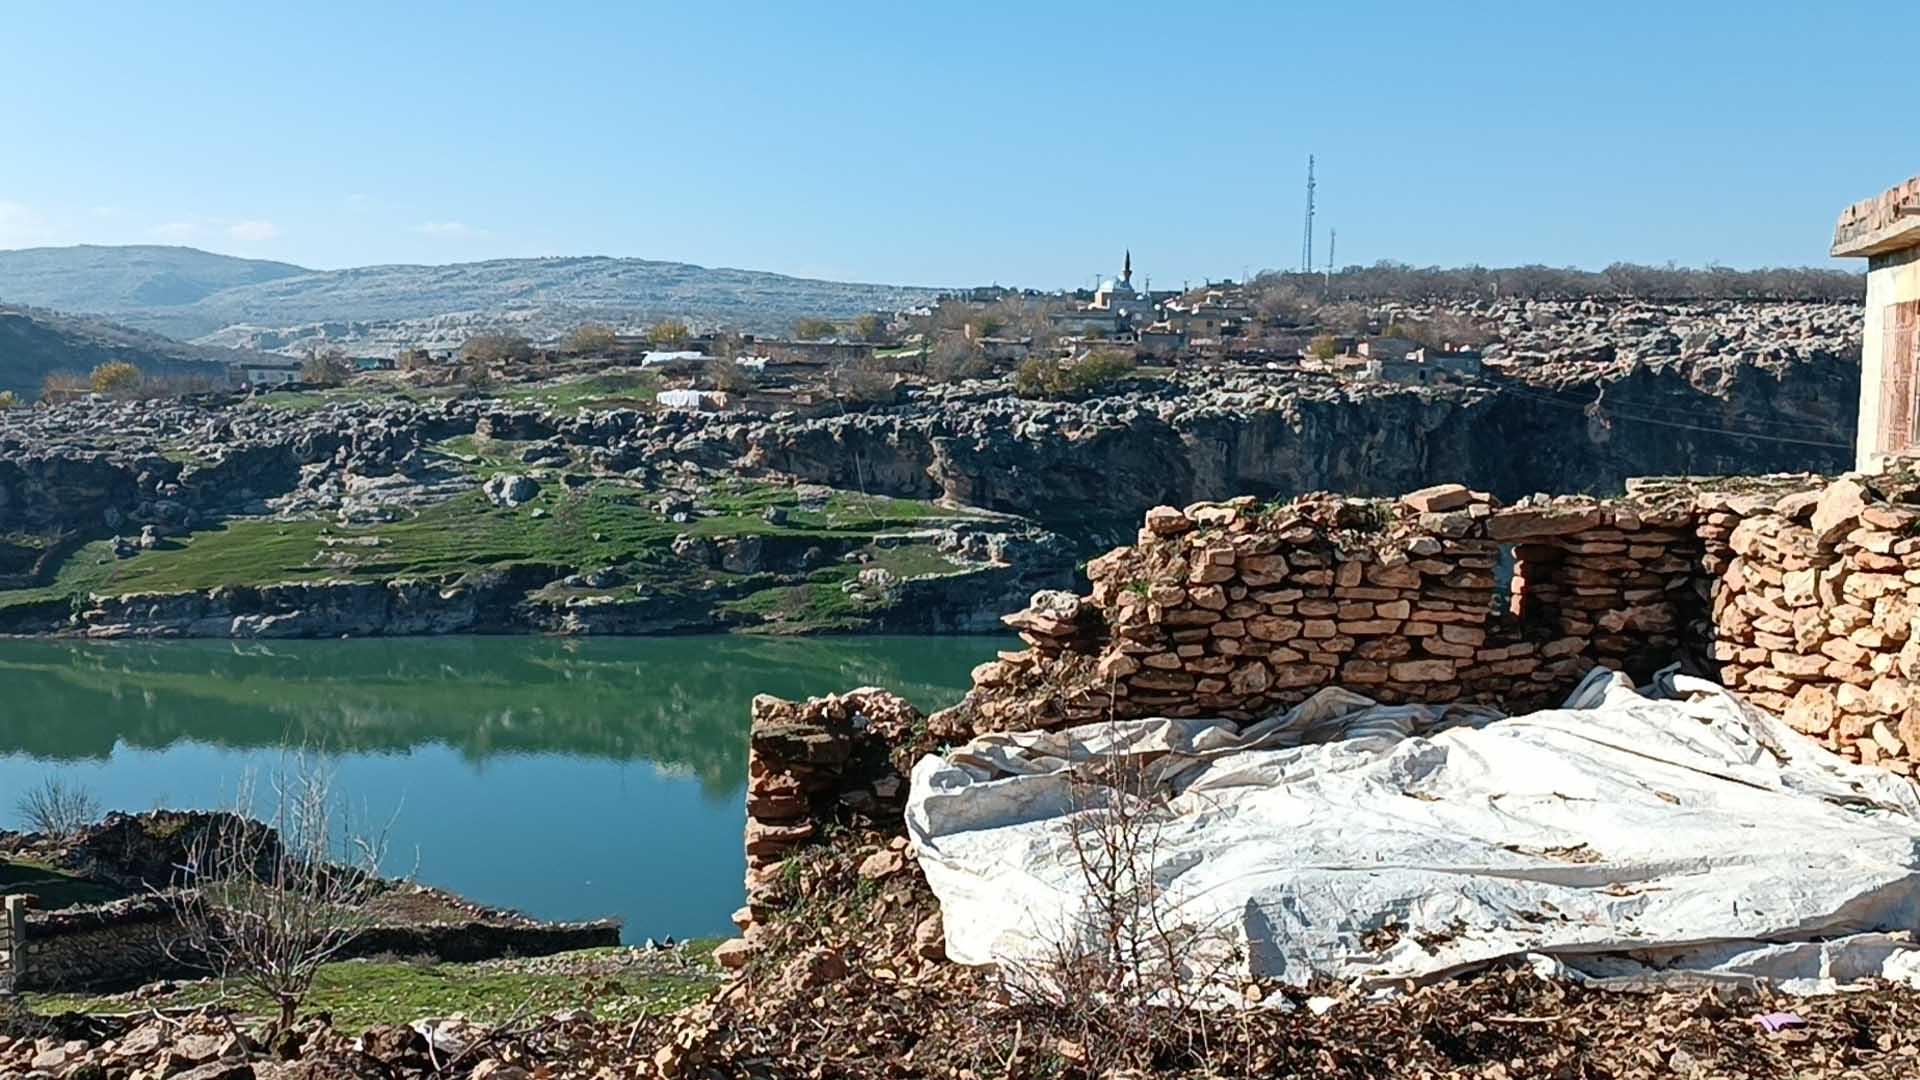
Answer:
1383 296 1860 379
8 830 1920 1079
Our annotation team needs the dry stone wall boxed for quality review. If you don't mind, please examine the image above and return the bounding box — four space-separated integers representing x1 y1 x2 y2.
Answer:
1700 476 1920 773
952 473 1919 771
727 472 1920 967
739 689 931 945
967 483 1712 729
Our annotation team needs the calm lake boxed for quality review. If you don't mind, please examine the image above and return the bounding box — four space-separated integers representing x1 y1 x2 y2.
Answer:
0 635 1000 940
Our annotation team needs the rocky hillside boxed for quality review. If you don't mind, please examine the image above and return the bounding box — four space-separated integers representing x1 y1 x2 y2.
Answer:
0 305 253 398
0 245 939 342
0 244 307 311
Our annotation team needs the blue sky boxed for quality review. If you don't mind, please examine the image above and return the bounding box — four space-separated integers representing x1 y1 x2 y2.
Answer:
1 1 1910 288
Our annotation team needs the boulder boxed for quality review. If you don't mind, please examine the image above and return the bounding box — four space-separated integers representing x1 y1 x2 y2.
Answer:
1144 506 1193 536
481 473 538 508
713 936 759 970
1811 477 1870 547
1401 483 1472 513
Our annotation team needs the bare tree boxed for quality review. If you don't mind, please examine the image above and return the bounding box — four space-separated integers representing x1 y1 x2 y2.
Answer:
792 316 839 341
826 355 898 407
459 333 534 365
166 753 399 1031
1002 731 1246 1074
15 776 100 841
924 335 990 383
702 353 750 392
564 322 617 354
646 319 692 347
300 347 354 386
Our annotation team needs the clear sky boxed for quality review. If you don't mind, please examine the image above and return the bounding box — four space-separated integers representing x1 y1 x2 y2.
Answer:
1 0 1910 288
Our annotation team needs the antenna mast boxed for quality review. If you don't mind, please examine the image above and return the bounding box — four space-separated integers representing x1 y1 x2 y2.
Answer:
1301 155 1316 274
1326 228 1336 283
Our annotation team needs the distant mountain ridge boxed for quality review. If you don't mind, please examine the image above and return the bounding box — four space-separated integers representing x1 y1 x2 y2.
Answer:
0 246 940 342
0 304 263 398
0 245 311 313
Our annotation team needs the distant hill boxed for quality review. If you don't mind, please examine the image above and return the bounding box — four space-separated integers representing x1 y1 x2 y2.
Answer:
0 246 939 342
0 245 310 314
0 305 256 399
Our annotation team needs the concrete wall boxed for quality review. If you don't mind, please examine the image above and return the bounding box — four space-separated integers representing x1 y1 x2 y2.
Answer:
1858 247 1920 471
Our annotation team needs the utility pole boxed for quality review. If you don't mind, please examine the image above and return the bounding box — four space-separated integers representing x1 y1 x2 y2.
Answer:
1326 228 1336 285
1301 155 1316 275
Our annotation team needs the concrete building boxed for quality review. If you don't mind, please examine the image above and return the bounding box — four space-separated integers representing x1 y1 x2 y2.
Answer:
1314 338 1483 385
229 359 302 387
1163 288 1253 340
1136 323 1188 359
1834 175 1920 471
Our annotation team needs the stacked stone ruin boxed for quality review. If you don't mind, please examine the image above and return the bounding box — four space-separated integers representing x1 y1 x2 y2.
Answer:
734 687 927 966
967 482 1715 728
731 471 1920 966
1700 477 1920 773
957 475 1918 766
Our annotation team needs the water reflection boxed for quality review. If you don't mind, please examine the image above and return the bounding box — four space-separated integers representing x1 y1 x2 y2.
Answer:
0 636 990 795
0 636 996 936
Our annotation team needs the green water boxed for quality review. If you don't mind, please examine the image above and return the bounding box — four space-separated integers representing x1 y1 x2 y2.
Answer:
0 635 1000 939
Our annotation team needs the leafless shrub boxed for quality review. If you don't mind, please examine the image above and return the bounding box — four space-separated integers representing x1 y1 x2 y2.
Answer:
1002 733 1247 1074
165 752 400 1031
564 322 617 355
702 353 751 392
89 361 143 396
300 347 353 386
39 370 87 403
459 332 534 365
923 336 991 384
15 776 100 841
827 355 899 407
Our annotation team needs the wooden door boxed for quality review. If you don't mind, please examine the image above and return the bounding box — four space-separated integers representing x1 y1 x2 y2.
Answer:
1883 301 1920 457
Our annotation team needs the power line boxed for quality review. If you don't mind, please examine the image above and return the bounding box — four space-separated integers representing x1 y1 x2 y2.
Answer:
1498 385 1851 448
1505 381 1845 436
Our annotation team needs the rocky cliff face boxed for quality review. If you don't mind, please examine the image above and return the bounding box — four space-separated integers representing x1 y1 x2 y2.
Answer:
0 301 1862 638
727 352 1857 524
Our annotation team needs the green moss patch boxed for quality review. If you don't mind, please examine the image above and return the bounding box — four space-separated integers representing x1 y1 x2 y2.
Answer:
26 944 721 1032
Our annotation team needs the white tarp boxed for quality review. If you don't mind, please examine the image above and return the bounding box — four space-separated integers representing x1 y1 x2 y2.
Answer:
907 670 1920 996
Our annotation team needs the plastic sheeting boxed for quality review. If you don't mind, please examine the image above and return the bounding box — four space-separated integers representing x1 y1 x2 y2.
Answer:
906 670 1920 995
